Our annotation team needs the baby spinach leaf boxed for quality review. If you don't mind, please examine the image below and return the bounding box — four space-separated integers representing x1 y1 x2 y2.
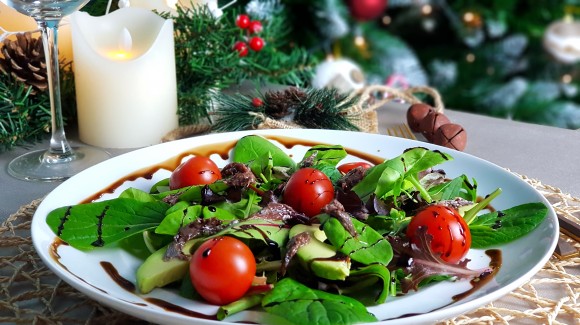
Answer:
262 278 377 325
212 190 262 219
352 147 452 202
202 205 237 220
46 198 169 250
313 164 343 184
321 215 393 266
119 188 159 202
232 135 296 169
365 209 409 236
469 202 549 248
249 151 274 182
176 181 230 203
301 145 347 167
349 264 391 304
156 205 202 235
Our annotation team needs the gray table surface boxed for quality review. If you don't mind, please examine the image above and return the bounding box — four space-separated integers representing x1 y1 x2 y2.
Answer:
1 103 579 222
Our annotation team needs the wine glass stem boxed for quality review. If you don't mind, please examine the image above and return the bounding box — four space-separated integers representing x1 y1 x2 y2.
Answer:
38 19 74 161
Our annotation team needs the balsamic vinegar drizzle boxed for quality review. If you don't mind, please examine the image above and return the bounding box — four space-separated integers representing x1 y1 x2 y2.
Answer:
49 134 503 322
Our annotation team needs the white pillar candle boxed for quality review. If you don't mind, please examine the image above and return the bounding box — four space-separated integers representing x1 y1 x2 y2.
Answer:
71 8 178 148
0 2 73 62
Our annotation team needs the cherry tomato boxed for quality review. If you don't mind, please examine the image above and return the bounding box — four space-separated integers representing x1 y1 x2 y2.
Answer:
406 205 471 264
337 161 373 174
169 156 222 190
190 236 256 305
283 168 334 218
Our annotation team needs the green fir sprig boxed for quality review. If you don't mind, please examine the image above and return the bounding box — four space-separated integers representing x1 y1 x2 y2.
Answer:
0 72 51 152
170 4 315 126
211 87 360 132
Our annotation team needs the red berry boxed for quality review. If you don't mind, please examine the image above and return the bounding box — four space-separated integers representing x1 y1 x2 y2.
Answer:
233 41 249 57
236 14 250 29
248 20 263 34
252 97 264 107
249 37 264 51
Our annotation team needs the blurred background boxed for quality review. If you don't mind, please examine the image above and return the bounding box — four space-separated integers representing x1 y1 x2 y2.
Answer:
279 0 580 129
1 0 579 154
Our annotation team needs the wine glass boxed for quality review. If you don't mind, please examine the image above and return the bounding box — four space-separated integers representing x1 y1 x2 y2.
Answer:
3 0 110 181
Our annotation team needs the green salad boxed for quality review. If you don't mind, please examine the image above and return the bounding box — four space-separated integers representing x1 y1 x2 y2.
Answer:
46 135 548 325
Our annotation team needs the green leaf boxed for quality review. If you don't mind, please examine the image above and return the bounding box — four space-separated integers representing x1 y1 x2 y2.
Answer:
430 175 478 201
365 209 409 236
46 198 169 250
301 145 347 167
232 135 296 170
202 205 237 221
212 190 262 219
170 181 229 203
352 147 452 202
349 264 391 304
249 151 274 182
469 202 549 248
156 205 202 235
119 188 160 202
262 278 377 325
313 164 343 184
182 218 290 255
321 215 393 266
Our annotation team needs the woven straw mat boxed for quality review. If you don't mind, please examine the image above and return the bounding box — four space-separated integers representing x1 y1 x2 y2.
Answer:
0 175 578 325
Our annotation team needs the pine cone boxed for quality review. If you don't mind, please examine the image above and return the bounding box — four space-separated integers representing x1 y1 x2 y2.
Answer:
264 87 307 119
0 32 47 94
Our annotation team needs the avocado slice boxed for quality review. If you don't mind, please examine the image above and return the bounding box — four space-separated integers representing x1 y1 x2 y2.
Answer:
289 224 351 281
136 245 189 294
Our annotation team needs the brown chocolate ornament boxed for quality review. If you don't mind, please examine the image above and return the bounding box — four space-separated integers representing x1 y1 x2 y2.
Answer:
433 123 467 151
419 112 450 141
406 103 434 132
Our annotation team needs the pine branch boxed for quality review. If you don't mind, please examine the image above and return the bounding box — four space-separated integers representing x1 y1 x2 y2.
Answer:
170 4 315 126
211 87 360 132
0 72 50 152
293 88 359 130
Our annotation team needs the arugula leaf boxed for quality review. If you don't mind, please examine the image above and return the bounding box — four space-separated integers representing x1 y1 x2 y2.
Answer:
469 202 549 248
321 215 393 266
429 175 478 202
46 198 169 250
262 278 377 325
352 147 452 203
232 135 296 169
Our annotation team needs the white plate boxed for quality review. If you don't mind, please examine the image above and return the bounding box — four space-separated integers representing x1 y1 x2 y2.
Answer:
31 129 558 325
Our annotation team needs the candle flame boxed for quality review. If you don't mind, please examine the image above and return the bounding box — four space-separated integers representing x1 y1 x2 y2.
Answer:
109 27 133 60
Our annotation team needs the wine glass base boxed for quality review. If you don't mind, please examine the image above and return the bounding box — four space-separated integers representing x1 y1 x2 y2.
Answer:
8 146 111 182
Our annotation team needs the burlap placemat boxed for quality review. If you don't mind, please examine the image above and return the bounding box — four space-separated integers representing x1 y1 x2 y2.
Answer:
1 176 578 324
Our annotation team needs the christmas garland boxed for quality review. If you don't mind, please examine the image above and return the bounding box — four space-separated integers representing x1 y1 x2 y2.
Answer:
0 1 317 152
